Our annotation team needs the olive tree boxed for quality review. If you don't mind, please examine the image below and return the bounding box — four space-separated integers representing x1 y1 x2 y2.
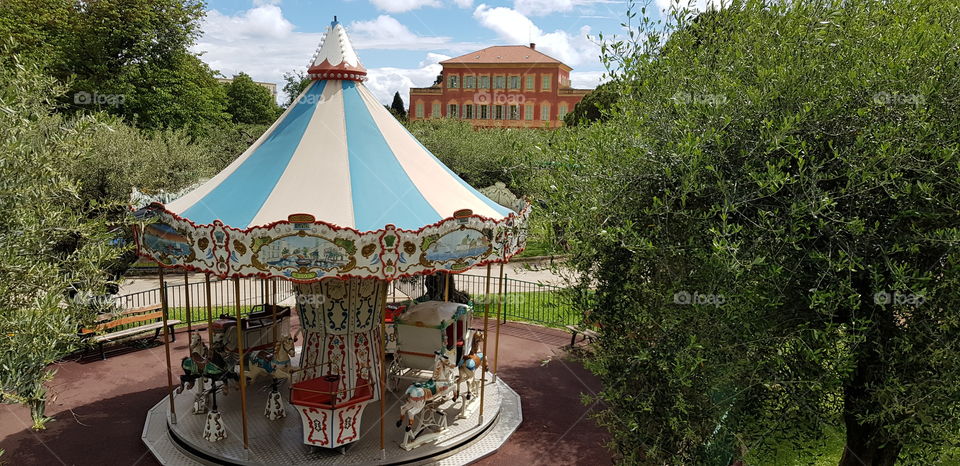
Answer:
546 0 960 463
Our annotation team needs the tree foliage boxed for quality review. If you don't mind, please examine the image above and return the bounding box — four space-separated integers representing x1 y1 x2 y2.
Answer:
391 91 407 120
546 0 960 464
224 73 280 125
0 57 122 429
563 81 618 126
0 0 229 133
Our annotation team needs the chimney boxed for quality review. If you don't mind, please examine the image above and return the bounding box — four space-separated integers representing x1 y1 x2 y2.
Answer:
529 42 536 50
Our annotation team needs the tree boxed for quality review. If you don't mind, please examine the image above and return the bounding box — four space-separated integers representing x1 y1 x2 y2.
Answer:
563 81 617 126
281 69 311 107
546 0 960 463
390 91 407 120
224 73 280 125
0 0 229 133
0 56 121 429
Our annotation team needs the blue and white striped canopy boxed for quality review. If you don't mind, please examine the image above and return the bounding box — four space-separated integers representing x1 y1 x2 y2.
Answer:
165 79 512 231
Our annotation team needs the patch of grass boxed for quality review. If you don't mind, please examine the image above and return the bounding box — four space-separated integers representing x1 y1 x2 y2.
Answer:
746 425 845 465
471 290 579 328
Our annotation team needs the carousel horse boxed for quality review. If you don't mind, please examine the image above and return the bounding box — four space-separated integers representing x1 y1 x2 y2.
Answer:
396 351 458 434
456 330 486 402
245 334 296 386
178 333 239 395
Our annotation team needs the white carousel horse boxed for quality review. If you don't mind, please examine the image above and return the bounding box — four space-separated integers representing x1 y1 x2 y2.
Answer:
456 330 486 406
396 351 458 439
245 334 296 386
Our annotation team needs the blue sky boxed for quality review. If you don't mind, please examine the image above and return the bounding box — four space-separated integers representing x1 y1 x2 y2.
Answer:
194 0 671 104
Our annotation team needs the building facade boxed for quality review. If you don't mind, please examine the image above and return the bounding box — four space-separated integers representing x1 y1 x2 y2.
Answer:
408 44 591 128
216 77 278 99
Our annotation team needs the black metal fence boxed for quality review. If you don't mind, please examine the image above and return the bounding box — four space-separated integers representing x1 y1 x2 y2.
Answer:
114 277 295 326
114 273 577 329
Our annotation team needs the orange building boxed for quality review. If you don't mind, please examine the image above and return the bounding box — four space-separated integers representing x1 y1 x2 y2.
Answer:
408 44 592 128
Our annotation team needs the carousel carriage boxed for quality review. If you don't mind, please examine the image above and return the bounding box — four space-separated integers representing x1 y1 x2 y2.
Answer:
388 300 475 391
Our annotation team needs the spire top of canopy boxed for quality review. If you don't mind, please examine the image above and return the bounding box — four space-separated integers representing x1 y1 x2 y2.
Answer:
308 17 366 81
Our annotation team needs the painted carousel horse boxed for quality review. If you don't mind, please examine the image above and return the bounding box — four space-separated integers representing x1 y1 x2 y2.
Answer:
396 351 458 439
178 333 239 395
456 330 486 404
245 334 296 386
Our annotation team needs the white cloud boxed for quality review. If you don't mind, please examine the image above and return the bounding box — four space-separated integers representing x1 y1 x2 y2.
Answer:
514 0 574 16
348 15 452 50
365 53 450 106
513 0 626 17
473 5 600 67
369 0 441 13
570 70 605 89
367 0 475 13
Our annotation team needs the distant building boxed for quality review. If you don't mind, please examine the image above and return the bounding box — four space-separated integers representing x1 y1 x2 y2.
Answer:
216 77 278 98
408 44 592 128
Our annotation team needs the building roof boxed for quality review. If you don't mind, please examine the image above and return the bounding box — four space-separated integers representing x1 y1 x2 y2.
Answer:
441 45 566 66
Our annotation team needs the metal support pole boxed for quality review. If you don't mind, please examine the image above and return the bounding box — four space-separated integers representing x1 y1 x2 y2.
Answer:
493 261 505 380
184 271 192 339
271 277 278 342
443 272 450 302
235 278 249 450
160 268 177 424
479 263 491 422
378 281 389 459
204 274 214 391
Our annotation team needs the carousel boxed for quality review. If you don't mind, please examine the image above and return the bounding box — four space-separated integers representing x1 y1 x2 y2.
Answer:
137 17 528 465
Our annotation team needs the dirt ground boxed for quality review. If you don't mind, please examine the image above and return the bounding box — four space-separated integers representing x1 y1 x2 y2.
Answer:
0 322 609 465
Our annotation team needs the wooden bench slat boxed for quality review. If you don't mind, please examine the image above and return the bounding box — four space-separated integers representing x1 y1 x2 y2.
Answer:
91 320 181 343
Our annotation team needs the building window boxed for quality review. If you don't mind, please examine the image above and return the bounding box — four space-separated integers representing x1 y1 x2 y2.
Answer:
558 103 569 120
540 103 550 120
480 104 489 119
465 76 476 89
509 105 520 120
541 74 552 91
432 103 441 118
479 76 490 89
525 75 535 90
416 102 424 118
448 74 459 89
524 103 534 120
494 105 504 120
494 76 505 89
465 104 474 119
448 104 459 118
509 76 520 89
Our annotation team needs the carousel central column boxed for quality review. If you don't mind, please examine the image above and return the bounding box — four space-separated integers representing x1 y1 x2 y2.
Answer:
290 277 386 449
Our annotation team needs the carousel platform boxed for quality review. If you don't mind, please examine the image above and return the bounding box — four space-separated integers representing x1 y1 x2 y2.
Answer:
142 374 521 465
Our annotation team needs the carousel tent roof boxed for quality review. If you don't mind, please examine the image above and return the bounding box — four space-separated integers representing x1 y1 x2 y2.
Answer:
164 19 511 232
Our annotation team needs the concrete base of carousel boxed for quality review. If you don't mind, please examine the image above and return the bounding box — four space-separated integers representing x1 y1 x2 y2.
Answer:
142 374 520 465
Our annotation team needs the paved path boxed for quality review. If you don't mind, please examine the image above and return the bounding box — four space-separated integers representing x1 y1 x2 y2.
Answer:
0 322 609 466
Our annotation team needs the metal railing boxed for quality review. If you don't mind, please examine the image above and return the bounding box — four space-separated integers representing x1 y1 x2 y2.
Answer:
114 277 295 328
113 273 577 330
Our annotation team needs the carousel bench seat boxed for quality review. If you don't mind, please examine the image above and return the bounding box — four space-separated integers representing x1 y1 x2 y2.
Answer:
79 304 181 360
291 376 374 409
